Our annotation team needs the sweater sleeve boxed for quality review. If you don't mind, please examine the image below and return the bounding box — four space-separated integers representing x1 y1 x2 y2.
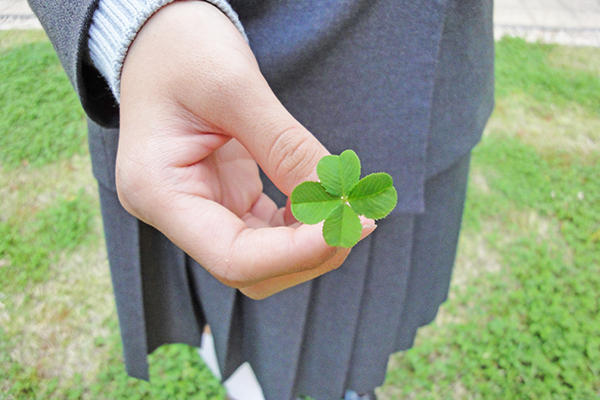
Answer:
88 0 246 103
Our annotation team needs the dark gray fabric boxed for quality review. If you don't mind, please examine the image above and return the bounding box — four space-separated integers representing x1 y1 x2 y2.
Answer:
95 182 149 379
30 0 493 396
248 0 494 212
243 0 447 212
426 0 494 177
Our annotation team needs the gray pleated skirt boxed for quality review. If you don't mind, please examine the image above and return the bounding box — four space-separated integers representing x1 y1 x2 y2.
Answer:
180 152 472 400
93 115 471 400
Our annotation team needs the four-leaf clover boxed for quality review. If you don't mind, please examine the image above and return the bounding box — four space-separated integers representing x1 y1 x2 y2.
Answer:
290 150 398 247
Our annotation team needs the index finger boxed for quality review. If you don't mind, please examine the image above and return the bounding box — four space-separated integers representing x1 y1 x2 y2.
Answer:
150 192 341 287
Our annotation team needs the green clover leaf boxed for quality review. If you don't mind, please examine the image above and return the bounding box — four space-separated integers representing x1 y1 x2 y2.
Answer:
323 203 363 248
289 181 340 224
348 173 398 219
290 149 397 248
316 149 361 196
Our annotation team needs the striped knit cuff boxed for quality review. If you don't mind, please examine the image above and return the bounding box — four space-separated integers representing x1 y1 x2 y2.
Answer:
88 0 246 102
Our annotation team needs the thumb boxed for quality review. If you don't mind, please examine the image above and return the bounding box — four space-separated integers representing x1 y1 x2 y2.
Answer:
217 77 329 196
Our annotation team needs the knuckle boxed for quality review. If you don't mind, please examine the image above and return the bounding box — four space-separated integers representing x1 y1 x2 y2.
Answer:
212 271 249 290
115 169 137 215
240 287 269 300
115 155 154 219
204 53 255 100
328 258 345 272
267 127 319 189
326 249 349 271
209 246 252 289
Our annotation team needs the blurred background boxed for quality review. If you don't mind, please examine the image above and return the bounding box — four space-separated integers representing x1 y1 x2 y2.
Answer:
1 0 599 398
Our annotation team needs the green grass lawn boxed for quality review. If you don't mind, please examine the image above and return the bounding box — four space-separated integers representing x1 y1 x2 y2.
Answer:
380 39 600 399
1 31 599 399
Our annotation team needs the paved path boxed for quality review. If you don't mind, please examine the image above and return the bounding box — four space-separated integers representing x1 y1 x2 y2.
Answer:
0 0 40 30
494 0 600 46
1 0 599 46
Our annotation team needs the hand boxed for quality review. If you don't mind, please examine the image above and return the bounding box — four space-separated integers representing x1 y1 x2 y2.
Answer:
116 1 375 299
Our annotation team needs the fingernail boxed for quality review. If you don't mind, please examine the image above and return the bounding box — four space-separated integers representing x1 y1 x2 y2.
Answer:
363 222 377 231
359 216 376 230
361 221 377 236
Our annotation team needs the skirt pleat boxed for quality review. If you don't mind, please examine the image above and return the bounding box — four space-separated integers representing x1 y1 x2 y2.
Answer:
293 234 373 399
139 224 204 353
239 278 313 399
394 151 472 354
343 215 415 393
186 260 240 378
